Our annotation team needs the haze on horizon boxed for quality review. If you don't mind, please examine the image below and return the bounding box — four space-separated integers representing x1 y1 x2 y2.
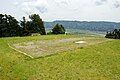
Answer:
0 0 120 22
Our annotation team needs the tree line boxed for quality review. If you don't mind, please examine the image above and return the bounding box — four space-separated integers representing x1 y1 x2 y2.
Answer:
105 29 120 39
0 14 65 37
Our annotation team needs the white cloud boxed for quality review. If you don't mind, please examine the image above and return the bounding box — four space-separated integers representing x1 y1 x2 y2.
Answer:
15 0 120 15
15 0 71 15
34 0 48 13
113 0 120 8
95 0 107 6
13 2 19 6
54 0 69 5
15 0 49 14
20 2 32 14
94 0 120 8
6 0 120 21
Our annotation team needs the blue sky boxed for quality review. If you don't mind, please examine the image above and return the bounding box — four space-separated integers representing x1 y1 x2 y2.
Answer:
0 0 120 22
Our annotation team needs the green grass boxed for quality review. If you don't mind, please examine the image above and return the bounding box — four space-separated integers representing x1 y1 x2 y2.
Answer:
0 35 120 80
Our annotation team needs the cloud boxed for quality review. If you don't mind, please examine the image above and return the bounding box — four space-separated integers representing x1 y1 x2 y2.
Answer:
35 6 48 13
12 0 120 22
94 0 120 8
95 0 107 6
20 2 33 14
34 0 48 13
54 0 69 6
113 0 120 8
14 0 70 15
14 0 48 14
13 2 19 7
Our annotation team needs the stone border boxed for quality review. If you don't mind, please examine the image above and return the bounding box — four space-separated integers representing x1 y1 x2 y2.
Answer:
8 43 34 59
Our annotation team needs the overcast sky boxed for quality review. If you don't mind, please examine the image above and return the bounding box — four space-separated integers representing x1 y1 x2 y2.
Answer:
0 0 120 22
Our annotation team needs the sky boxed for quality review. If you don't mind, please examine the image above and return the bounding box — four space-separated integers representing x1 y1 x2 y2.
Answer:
0 0 120 22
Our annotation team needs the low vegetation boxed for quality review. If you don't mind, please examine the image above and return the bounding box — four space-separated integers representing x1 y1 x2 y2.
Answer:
0 35 120 80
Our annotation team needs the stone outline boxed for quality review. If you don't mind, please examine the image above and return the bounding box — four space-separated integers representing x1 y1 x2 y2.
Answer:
8 43 34 59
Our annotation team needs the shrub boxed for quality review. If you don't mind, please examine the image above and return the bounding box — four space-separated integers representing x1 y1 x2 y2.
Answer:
52 24 65 34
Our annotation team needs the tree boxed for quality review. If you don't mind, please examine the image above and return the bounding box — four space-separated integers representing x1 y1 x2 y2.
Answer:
20 17 30 36
52 24 65 34
0 14 46 37
105 29 120 39
29 14 46 35
0 14 22 37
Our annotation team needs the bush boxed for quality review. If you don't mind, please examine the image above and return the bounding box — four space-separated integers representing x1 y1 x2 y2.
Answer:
105 29 120 39
47 31 53 35
52 24 65 34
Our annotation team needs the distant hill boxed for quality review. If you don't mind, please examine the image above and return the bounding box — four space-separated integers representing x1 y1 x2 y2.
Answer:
45 20 120 32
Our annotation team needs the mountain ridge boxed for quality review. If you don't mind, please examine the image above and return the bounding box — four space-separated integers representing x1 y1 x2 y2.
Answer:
45 20 120 32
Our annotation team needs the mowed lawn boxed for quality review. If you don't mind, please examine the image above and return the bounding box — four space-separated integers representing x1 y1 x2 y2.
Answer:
0 35 120 80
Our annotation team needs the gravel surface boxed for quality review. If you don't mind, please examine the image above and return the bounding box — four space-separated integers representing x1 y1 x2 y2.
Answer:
12 38 110 57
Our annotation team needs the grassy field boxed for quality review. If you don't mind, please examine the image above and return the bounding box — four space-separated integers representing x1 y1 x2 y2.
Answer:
0 35 120 80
